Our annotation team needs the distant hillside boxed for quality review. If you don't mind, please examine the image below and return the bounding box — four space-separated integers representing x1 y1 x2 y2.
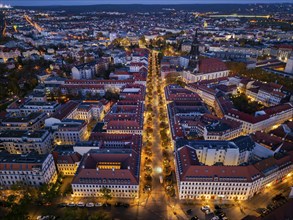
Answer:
15 3 292 14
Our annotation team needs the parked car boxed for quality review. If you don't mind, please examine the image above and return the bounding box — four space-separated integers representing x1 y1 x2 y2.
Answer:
67 202 76 207
37 216 56 220
95 203 103 207
201 205 210 211
261 208 269 215
77 202 85 207
57 203 67 208
205 209 212 215
86 202 94 208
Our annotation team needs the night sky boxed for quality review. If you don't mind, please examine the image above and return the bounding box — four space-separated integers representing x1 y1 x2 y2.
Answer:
2 0 292 6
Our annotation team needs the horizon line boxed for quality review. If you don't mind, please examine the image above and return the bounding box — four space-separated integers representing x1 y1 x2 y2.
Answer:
12 2 293 7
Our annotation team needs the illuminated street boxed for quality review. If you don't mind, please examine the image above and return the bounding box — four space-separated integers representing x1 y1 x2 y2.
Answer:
24 14 44 32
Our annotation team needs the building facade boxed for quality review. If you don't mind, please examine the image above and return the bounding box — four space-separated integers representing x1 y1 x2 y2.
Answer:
0 130 52 154
52 119 88 145
0 152 57 186
0 112 47 131
71 149 140 198
175 146 293 201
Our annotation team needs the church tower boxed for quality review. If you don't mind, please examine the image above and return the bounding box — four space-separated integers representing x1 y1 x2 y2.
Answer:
189 28 200 73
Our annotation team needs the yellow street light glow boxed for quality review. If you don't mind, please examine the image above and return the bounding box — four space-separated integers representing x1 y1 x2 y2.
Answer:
155 167 163 174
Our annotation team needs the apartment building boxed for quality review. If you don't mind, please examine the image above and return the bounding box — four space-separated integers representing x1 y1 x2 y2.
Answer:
175 147 293 201
0 112 47 131
225 103 293 134
176 136 254 166
51 119 88 145
0 130 52 154
52 146 82 176
72 148 140 198
103 100 144 135
0 152 57 186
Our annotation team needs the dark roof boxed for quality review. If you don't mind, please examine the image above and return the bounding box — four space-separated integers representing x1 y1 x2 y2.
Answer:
232 136 255 152
51 100 79 120
0 151 50 171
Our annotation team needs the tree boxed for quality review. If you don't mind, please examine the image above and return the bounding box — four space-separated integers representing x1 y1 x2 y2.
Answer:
227 62 293 92
100 187 112 201
86 91 93 100
104 90 119 101
146 127 153 134
111 38 122 47
230 93 264 114
160 121 167 129
63 184 73 196
38 181 61 204
62 209 79 220
10 182 25 191
88 211 111 220
139 36 146 44
6 195 17 206
4 194 30 220
145 174 152 182
7 79 20 95
157 52 163 63
96 32 104 39
4 205 29 220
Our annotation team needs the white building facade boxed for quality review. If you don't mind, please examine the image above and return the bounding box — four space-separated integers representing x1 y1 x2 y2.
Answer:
0 130 52 154
0 152 57 186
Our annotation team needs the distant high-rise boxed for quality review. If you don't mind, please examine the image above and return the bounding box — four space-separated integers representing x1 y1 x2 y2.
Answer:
189 28 200 73
285 56 293 74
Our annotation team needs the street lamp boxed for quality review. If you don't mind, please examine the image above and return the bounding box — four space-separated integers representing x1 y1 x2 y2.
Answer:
155 167 162 174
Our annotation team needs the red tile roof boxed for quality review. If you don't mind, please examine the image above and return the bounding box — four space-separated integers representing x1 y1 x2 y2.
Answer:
199 58 228 74
72 149 140 185
53 151 82 164
51 100 79 120
177 146 261 182
264 103 292 116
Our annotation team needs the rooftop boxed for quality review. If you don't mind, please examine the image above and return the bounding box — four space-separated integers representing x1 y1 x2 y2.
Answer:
0 151 49 167
72 148 140 185
0 130 49 139
1 112 46 124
